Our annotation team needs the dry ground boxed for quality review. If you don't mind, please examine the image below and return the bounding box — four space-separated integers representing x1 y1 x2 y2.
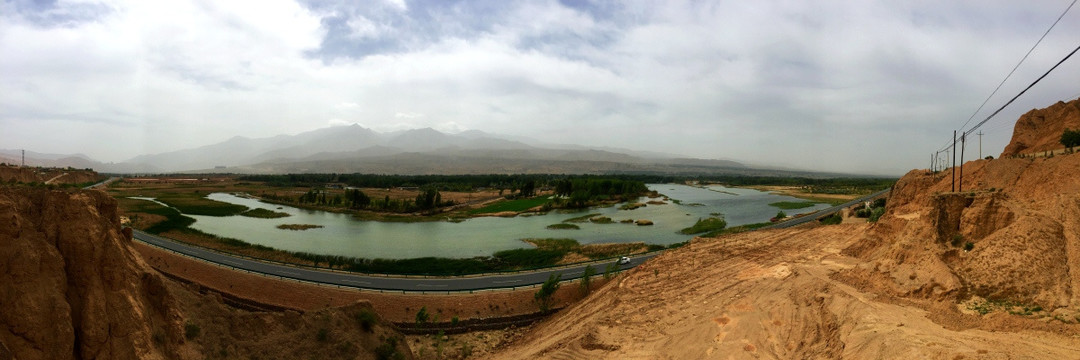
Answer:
489 224 1080 359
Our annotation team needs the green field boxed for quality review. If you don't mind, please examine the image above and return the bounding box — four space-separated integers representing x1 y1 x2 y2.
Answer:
467 197 550 214
546 223 580 230
768 201 817 210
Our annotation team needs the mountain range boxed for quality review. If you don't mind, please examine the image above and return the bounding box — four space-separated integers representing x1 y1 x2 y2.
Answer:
3 125 850 177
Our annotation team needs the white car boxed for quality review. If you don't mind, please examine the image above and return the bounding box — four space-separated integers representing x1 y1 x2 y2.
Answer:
617 256 631 265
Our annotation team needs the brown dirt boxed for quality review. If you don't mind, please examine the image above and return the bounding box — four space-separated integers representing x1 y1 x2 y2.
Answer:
745 185 859 202
489 99 1080 359
0 187 414 359
1002 97 1080 157
0 165 101 185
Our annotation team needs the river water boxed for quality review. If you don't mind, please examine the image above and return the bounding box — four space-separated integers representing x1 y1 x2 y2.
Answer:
171 184 828 259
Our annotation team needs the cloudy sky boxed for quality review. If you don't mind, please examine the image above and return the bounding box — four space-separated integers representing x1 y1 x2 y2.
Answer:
2 0 1078 175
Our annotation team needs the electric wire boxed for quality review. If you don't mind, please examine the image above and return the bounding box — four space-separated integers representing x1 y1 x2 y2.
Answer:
956 0 1077 132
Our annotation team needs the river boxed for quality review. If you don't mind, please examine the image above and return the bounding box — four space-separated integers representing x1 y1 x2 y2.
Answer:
173 184 829 259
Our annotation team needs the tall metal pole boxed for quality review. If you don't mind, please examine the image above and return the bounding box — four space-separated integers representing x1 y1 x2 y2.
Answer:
951 131 956 192
21 149 25 167
959 133 966 192
977 131 984 159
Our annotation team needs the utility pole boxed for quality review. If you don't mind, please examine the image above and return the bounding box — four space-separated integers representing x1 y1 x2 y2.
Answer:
977 131 984 159
21 149 25 167
959 133 966 192
951 131 956 192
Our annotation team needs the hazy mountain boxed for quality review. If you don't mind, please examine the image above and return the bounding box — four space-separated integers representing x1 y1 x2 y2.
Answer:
14 125 778 175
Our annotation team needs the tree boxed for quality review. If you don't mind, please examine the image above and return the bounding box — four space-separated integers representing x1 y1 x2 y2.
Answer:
535 273 562 312
579 265 597 296
415 306 430 326
1062 128 1080 148
775 210 787 219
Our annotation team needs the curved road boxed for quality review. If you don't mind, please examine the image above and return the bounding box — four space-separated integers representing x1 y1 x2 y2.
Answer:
134 230 654 292
130 188 889 292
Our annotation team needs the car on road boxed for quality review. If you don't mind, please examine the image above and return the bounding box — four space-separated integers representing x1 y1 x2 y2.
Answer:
617 256 631 265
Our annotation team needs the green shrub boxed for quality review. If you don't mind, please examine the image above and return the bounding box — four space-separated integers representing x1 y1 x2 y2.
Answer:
316 328 328 342
535 273 562 312
375 336 406 360
964 242 974 251
868 207 885 222
679 217 727 234
415 306 430 325
184 322 200 340
355 309 377 332
580 265 596 296
820 213 843 225
951 234 964 247
1062 128 1080 148
546 223 580 230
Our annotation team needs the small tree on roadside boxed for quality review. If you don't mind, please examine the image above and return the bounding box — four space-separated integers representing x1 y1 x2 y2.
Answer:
603 262 618 280
579 265 597 296
415 306 430 326
535 273 562 312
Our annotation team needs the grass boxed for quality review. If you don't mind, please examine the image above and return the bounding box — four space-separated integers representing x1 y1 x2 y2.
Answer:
619 202 646 210
524 238 581 252
155 192 249 216
679 217 728 235
768 201 817 210
468 196 550 214
562 213 601 223
546 223 580 230
700 222 771 237
239 208 290 218
277 224 324 231
589 216 614 224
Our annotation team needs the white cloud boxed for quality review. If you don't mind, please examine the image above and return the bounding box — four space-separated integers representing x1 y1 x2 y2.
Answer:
2 0 1078 174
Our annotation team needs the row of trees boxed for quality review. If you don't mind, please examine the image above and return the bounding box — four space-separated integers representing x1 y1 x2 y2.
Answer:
295 187 452 213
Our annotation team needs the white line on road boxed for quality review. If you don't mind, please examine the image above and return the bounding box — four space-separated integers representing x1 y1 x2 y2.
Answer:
341 279 371 285
279 271 301 276
416 284 448 287
492 279 520 284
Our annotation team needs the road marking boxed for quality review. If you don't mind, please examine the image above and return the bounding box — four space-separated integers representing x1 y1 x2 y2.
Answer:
492 279 520 284
341 279 370 285
416 284 448 287
220 259 242 266
279 271 301 276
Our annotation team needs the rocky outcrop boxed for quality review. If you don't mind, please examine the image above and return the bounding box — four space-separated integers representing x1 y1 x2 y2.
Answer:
0 187 185 360
1001 97 1080 157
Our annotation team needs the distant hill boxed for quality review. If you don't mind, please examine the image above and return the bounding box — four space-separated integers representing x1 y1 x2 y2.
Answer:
11 125 865 177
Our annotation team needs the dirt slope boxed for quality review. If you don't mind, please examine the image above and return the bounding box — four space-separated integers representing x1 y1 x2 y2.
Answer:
0 165 102 185
0 187 413 359
491 99 1080 359
1001 97 1080 157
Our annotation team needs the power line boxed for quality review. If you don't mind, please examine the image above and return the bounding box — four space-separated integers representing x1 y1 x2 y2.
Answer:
963 42 1080 138
957 0 1077 132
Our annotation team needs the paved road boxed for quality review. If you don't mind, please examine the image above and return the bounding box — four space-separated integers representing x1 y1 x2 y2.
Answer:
83 177 120 190
130 187 888 292
764 188 892 229
133 230 655 292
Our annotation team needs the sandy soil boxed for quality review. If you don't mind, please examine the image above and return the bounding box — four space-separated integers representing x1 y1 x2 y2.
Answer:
745 185 859 203
489 224 1080 359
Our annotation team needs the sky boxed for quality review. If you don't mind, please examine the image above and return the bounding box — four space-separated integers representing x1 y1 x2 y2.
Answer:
1 0 1078 176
